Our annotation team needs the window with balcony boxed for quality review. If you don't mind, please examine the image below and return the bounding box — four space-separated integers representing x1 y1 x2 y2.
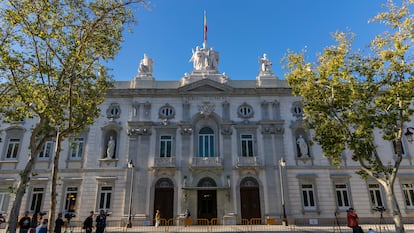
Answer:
198 127 214 157
160 135 172 157
241 135 254 157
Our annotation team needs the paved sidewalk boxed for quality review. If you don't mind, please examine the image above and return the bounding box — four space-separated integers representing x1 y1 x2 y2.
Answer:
2 224 414 233
112 224 413 233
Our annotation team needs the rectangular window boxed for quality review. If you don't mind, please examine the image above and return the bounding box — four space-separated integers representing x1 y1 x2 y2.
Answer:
159 136 172 157
39 141 53 159
98 186 112 211
6 138 20 159
198 135 214 157
368 183 384 208
64 187 78 212
301 184 316 210
335 184 350 209
402 183 414 207
30 187 44 212
0 191 10 212
70 138 84 160
241 135 254 157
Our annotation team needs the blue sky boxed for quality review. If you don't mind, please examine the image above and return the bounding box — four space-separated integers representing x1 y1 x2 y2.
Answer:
107 0 389 81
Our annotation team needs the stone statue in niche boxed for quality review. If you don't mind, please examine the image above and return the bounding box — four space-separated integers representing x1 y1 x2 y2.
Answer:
106 136 115 159
296 135 309 157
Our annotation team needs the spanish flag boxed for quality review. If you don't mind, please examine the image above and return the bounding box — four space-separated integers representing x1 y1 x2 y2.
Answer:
203 11 207 43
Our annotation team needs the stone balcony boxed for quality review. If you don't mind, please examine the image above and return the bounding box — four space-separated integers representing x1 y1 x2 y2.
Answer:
191 156 223 168
153 157 176 168
236 156 263 168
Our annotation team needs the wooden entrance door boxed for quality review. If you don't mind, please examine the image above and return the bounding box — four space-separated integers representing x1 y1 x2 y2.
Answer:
240 177 261 221
197 190 217 220
153 178 174 223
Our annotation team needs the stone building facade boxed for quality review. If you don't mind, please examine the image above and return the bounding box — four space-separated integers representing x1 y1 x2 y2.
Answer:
0 45 414 225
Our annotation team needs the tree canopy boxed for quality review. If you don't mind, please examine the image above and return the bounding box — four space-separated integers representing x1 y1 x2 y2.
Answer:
0 1 145 232
283 1 414 232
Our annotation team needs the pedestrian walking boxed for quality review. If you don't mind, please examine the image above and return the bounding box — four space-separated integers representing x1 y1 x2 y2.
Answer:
18 211 31 233
347 207 363 233
0 213 6 226
54 213 64 233
155 210 160 227
95 210 106 233
184 209 191 226
35 219 47 233
83 211 94 233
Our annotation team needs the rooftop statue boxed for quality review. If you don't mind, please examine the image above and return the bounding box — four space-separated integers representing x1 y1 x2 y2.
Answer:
258 53 273 75
190 46 205 70
138 53 153 76
189 46 219 72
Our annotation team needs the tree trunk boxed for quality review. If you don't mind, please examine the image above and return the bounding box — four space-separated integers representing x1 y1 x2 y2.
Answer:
6 159 35 233
383 183 405 233
48 132 62 233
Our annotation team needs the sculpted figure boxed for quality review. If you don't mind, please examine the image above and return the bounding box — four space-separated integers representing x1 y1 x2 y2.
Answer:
106 136 115 158
296 135 309 157
258 53 272 73
206 48 219 70
190 46 205 70
138 53 153 75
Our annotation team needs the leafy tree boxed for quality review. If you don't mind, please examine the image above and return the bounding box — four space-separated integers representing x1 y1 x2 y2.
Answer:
0 0 145 232
283 1 414 232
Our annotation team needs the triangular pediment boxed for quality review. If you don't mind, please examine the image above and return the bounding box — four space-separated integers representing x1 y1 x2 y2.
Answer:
178 78 233 93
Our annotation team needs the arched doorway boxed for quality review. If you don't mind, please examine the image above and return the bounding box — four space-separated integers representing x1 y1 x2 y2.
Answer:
153 178 174 223
197 177 217 220
240 177 261 221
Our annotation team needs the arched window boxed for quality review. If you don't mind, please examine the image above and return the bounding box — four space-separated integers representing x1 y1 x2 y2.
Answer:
198 127 214 157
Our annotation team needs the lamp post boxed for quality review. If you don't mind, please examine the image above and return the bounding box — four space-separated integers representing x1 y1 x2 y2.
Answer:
404 127 414 143
279 158 288 226
127 160 135 228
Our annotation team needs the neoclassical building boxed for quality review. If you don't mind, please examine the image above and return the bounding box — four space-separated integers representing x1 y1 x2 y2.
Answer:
1 44 414 226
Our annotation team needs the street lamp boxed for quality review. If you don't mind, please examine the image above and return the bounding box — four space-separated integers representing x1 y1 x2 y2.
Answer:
279 158 288 226
404 127 414 143
127 160 135 228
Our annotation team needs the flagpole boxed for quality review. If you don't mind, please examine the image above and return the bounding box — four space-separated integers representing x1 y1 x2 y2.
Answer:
203 11 207 49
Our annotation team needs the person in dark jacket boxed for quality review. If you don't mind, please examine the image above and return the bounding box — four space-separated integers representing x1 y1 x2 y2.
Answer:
83 211 94 233
54 213 64 233
18 211 31 233
95 210 106 233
